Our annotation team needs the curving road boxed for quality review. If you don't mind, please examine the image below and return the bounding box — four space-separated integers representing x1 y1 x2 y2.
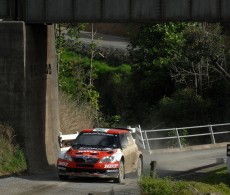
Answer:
79 31 129 51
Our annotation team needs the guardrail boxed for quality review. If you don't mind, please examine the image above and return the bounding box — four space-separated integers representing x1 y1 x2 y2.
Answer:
136 123 230 151
134 125 146 150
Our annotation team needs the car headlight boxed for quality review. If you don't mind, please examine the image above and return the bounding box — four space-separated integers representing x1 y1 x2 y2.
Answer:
64 153 72 162
100 156 115 163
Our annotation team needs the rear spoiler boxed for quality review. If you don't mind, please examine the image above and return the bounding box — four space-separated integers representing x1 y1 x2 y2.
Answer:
58 132 79 148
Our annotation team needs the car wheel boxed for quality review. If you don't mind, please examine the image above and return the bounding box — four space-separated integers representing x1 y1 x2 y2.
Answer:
58 174 69 181
114 161 125 183
136 157 143 179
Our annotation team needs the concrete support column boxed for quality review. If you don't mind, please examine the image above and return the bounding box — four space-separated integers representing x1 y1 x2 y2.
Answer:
0 21 60 173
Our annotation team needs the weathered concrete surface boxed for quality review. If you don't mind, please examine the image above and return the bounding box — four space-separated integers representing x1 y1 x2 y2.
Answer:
0 22 60 173
1 0 230 23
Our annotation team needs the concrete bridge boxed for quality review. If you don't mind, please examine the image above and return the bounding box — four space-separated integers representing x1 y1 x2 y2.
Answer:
1 0 230 22
0 0 230 173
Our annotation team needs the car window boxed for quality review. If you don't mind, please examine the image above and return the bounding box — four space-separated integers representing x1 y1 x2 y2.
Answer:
72 132 118 149
127 132 134 145
120 133 129 148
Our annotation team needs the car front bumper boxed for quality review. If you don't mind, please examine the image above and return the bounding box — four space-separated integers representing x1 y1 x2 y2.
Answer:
57 158 120 179
57 166 119 178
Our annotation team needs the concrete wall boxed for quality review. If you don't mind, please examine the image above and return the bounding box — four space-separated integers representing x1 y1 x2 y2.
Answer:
17 0 230 23
0 22 60 173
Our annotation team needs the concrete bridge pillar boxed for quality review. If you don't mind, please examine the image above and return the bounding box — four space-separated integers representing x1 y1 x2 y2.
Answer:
0 22 60 173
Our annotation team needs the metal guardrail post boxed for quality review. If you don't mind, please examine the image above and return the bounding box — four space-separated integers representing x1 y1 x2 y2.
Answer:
175 128 182 148
208 125 216 144
227 144 230 173
150 161 157 178
135 125 146 150
144 129 151 151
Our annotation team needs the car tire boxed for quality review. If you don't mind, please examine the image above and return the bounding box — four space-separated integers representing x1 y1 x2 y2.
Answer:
114 161 125 183
136 157 143 179
58 175 69 181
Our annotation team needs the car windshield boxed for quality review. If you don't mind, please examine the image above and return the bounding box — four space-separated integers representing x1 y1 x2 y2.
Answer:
72 132 119 150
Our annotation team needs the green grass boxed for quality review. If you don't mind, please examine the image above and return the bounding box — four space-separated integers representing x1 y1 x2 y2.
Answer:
0 124 27 175
140 176 192 195
140 166 230 195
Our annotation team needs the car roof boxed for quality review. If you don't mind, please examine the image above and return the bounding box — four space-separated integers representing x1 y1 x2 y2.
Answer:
81 128 131 134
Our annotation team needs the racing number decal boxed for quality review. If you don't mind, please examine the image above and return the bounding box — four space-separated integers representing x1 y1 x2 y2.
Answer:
58 161 68 166
104 164 119 168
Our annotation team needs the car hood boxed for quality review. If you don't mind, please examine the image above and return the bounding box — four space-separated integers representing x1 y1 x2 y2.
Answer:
57 147 123 162
70 147 120 157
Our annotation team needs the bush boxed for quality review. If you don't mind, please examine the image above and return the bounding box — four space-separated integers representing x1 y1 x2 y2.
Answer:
140 176 191 195
156 88 213 127
140 167 230 195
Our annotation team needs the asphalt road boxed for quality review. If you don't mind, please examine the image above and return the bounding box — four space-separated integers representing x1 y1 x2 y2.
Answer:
0 145 227 195
143 145 227 178
0 173 139 195
78 31 129 51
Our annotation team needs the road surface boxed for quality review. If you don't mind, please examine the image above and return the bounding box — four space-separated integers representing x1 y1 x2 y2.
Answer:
79 31 128 51
0 173 139 195
143 146 227 178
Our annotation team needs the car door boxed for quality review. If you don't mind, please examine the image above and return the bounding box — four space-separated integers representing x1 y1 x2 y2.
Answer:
120 133 138 173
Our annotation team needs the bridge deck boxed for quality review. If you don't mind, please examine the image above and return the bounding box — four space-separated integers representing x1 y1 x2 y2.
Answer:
1 0 230 23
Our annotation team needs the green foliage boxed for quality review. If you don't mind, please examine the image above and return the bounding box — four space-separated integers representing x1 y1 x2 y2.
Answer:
55 23 85 59
95 62 132 120
140 176 191 195
124 22 230 127
171 23 228 96
105 115 121 127
129 23 186 68
59 49 100 124
195 166 230 187
57 22 230 129
0 123 27 174
169 23 230 124
140 167 230 195
126 23 188 124
58 48 132 126
0 143 26 173
156 88 213 127
167 128 188 148
189 166 230 195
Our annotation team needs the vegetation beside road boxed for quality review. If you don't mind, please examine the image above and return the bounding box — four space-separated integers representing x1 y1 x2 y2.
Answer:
140 165 230 195
0 123 27 175
57 23 230 132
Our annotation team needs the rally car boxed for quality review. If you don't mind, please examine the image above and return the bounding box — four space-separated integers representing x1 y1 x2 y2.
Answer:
57 128 143 183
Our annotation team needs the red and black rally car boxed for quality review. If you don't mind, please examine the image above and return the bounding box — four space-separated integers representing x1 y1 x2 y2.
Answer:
57 128 143 183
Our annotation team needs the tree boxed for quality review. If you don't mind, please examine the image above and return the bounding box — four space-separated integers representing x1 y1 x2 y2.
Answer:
156 88 213 127
55 23 85 64
126 23 187 123
166 23 230 125
56 23 103 126
171 23 229 96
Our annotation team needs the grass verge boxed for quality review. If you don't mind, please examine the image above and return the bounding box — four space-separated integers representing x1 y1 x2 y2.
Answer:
140 165 230 195
0 123 27 175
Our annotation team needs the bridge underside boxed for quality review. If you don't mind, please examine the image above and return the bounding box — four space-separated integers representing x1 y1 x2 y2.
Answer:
1 0 230 23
